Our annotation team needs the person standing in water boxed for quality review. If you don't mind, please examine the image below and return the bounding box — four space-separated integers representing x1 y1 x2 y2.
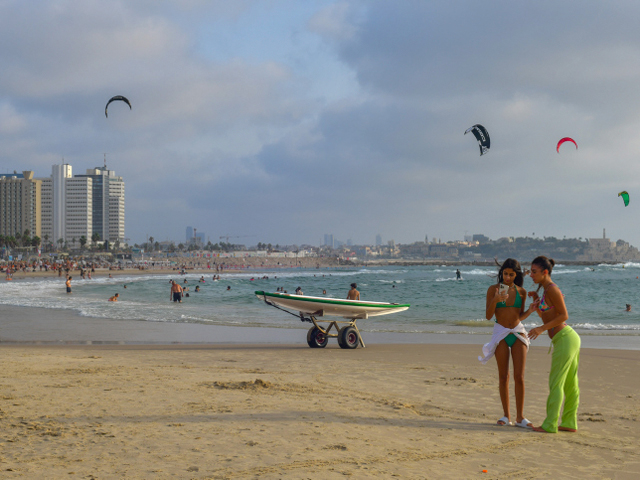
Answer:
526 256 580 433
65 276 72 294
481 258 533 428
170 281 183 303
347 283 360 300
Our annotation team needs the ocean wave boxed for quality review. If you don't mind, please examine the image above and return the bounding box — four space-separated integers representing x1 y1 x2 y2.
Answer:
572 323 640 331
598 262 640 269
463 269 494 275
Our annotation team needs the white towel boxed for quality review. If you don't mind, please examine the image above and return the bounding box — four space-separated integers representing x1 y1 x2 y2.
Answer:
478 322 530 365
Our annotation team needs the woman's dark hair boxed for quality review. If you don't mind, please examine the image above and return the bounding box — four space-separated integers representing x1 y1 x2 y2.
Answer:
532 256 555 292
497 258 524 287
531 256 555 274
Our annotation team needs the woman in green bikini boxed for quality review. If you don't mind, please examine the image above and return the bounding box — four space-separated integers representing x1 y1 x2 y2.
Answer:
482 258 533 428
525 256 580 433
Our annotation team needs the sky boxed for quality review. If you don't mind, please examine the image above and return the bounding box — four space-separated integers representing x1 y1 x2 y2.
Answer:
2 0 640 247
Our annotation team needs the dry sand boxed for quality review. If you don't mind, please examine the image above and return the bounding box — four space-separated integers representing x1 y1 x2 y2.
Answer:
1 343 639 478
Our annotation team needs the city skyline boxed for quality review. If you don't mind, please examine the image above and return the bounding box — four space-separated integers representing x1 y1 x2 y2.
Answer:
1 2 640 246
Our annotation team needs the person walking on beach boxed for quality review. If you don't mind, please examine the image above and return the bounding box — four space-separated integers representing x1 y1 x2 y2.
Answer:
526 256 580 433
170 281 183 303
480 258 533 428
65 276 72 294
347 283 360 300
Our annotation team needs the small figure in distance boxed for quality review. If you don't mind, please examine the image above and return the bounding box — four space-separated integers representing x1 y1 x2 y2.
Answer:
66 276 72 294
195 285 200 292
109 293 119 302
347 283 360 300
456 269 461 280
295 286 303 295
322 289 327 295
626 304 632 312
226 286 231 291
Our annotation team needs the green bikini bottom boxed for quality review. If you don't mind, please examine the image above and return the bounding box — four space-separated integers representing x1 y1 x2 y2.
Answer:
504 333 518 348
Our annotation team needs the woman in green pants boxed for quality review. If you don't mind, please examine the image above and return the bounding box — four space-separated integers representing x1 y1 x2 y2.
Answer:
526 256 580 433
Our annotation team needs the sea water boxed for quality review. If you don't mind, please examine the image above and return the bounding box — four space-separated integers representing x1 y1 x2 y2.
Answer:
1 264 639 336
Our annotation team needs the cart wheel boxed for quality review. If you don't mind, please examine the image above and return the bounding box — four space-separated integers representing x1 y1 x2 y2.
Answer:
307 327 328 348
339 326 359 349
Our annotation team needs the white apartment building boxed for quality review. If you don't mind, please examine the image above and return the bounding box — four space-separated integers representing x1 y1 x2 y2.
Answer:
76 167 125 243
65 177 92 243
39 164 125 246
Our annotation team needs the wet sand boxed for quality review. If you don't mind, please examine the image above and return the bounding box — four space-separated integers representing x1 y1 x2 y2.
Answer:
0 342 639 478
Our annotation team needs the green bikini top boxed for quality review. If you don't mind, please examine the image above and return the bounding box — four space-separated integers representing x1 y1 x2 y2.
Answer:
496 285 522 309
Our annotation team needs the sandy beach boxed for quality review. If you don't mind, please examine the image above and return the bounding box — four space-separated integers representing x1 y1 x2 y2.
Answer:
1 342 639 478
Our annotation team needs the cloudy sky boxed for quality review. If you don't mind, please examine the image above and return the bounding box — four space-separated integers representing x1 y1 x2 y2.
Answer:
2 1 640 247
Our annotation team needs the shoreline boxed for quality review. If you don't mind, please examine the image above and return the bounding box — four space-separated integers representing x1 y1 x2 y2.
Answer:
3 304 640 351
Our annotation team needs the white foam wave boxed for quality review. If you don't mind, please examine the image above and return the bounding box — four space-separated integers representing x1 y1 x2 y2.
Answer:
572 323 640 331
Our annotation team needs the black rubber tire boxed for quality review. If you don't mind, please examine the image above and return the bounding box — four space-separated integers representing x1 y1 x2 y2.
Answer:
339 326 359 349
307 327 328 348
337 327 346 348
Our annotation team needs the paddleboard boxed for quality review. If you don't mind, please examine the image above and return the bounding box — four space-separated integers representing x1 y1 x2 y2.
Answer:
255 291 409 319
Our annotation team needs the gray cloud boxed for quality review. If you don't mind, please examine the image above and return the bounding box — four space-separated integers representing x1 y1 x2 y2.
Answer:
1 1 640 246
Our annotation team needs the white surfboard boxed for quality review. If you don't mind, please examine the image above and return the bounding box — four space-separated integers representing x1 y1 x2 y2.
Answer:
255 290 410 319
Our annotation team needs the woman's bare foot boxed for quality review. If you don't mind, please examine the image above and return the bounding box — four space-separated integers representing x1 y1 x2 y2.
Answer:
531 426 550 433
558 426 577 432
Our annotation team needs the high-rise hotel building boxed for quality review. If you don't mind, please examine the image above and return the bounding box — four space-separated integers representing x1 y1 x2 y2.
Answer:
0 171 42 238
39 164 125 244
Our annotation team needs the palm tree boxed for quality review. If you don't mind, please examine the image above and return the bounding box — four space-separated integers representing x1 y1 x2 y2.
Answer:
79 236 87 250
57 238 64 251
148 236 154 251
91 232 100 249
43 234 49 252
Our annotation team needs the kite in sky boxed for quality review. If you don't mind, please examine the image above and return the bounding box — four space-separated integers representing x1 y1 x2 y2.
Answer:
105 95 132 118
464 124 490 156
619 191 630 207
556 137 577 153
